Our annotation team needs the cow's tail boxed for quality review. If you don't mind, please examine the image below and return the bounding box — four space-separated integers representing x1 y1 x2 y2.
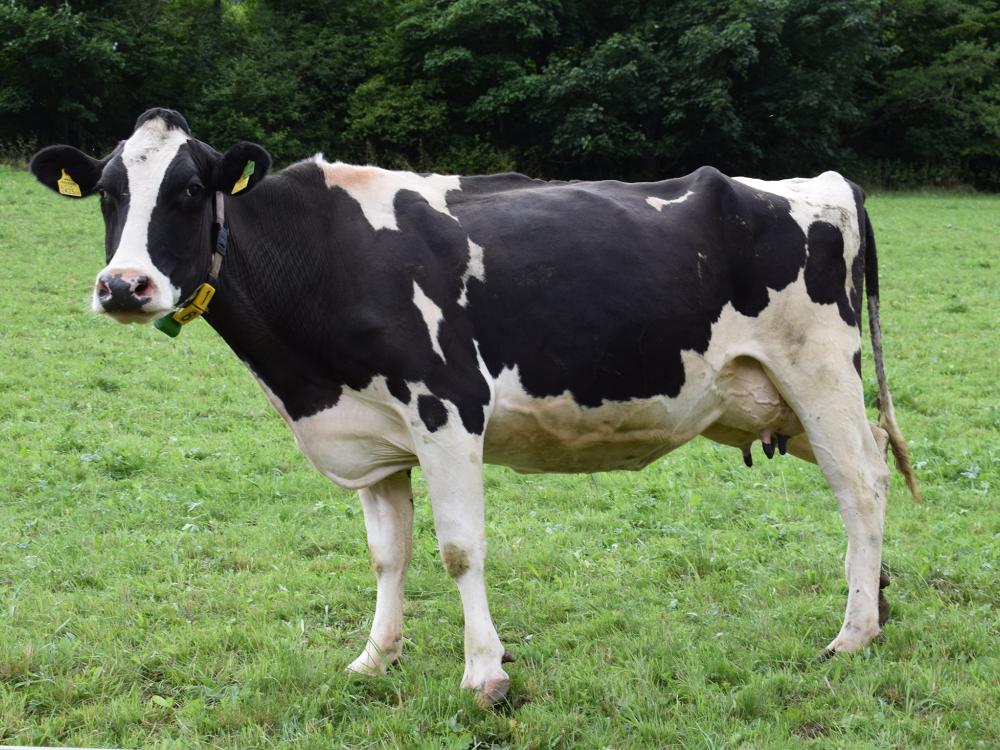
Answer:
863 211 921 501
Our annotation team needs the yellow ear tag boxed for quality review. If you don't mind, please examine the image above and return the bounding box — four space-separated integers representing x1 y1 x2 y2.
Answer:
231 160 255 195
57 169 82 197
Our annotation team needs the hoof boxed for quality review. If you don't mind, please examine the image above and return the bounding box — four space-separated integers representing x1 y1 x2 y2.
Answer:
475 674 511 708
776 434 788 455
822 622 880 657
817 648 836 662
346 660 381 677
346 652 397 677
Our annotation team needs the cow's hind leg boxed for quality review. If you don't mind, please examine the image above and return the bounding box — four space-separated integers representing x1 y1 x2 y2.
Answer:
786 420 888 464
347 470 414 675
765 356 889 655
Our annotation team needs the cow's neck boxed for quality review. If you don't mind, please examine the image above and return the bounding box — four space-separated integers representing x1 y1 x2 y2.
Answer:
201 174 353 420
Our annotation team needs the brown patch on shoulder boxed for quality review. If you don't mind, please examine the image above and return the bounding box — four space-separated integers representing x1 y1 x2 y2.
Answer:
441 543 470 578
317 160 381 191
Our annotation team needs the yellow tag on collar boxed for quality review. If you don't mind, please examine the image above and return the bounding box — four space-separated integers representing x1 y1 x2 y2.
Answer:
57 169 82 197
173 282 216 325
154 284 217 337
231 160 255 195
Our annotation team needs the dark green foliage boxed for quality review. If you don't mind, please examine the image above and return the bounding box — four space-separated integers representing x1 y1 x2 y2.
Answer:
194 0 387 161
457 1 886 178
0 1 122 150
1 0 997 186
854 0 1000 188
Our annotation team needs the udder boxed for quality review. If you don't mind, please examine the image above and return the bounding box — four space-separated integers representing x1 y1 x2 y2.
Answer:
702 356 807 461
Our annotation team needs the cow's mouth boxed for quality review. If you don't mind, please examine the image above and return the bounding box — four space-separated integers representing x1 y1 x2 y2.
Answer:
103 308 164 324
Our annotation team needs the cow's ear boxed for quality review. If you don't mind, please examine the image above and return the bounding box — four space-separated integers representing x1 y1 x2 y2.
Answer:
214 142 270 197
29 145 105 199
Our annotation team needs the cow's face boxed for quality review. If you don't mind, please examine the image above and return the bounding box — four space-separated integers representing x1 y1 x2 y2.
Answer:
30 108 269 323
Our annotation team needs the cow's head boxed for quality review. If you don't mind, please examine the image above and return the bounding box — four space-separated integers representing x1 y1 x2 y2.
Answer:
30 108 270 323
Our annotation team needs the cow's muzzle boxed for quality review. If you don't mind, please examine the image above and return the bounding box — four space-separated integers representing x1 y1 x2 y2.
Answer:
95 270 155 313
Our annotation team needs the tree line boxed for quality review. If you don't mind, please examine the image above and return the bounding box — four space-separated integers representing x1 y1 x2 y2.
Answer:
2 0 998 188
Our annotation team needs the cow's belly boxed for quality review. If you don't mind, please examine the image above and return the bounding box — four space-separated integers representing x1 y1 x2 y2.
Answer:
249 323 803 485
484 406 687 472
483 363 722 473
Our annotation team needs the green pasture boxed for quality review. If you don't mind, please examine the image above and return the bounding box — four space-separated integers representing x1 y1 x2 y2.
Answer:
0 165 997 748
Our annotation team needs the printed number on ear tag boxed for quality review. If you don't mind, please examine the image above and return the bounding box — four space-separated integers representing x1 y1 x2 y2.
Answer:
231 160 256 194
57 169 82 197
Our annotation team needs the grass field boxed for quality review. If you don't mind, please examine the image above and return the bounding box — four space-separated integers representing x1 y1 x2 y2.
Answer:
0 164 997 749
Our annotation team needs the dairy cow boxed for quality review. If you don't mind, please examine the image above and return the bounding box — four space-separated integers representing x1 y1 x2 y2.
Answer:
30 109 918 707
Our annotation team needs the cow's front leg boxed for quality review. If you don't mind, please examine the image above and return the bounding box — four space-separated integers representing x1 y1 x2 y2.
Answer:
421 443 510 707
347 470 414 675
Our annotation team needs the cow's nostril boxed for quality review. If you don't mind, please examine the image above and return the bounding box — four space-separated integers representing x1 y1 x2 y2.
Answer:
133 276 151 297
96 277 113 301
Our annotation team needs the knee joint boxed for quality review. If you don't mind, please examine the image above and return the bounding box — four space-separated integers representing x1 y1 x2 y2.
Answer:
368 544 385 577
369 544 407 578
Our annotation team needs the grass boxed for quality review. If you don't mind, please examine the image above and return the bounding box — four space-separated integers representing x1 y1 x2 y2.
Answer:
0 164 998 749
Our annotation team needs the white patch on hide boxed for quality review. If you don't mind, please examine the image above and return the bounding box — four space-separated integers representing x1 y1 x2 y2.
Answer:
314 156 461 231
458 239 485 307
646 190 693 211
412 281 446 361
733 172 861 303
264 375 417 489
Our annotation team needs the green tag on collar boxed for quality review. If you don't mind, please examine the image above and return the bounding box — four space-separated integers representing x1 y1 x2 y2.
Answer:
153 284 216 338
154 315 182 337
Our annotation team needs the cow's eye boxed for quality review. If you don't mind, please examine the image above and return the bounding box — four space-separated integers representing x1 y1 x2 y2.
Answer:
185 183 204 198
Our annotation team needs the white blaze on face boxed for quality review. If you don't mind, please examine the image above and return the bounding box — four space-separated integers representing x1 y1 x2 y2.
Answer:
94 117 189 313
